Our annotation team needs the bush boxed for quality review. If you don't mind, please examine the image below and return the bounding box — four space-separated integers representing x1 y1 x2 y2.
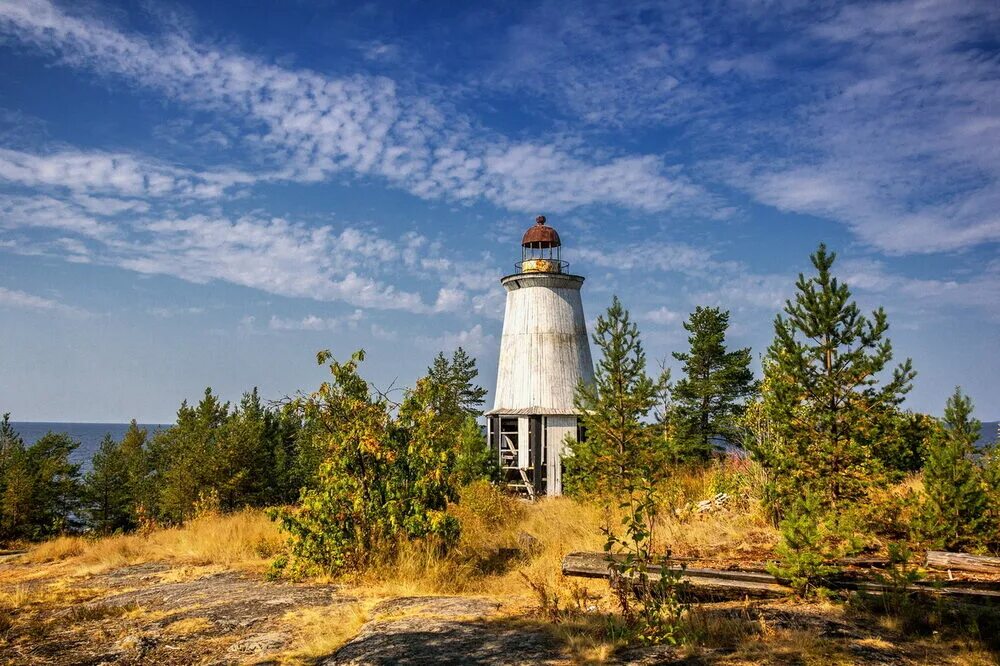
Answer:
604 485 688 645
272 351 462 577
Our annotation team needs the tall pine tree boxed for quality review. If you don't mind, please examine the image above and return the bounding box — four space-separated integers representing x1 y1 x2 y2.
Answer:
420 348 495 485
919 388 988 551
671 307 757 460
85 434 134 533
758 244 915 514
565 296 667 497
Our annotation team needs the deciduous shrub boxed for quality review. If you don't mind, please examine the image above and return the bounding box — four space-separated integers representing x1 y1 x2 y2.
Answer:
272 350 471 577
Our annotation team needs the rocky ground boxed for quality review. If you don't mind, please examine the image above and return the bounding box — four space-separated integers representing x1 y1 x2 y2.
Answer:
0 559 996 665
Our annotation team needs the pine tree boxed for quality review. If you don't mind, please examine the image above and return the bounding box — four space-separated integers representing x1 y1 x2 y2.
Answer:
0 427 81 540
565 296 667 497
919 388 988 551
153 388 230 522
85 434 133 533
760 244 915 514
419 348 494 485
452 416 498 486
118 421 154 523
425 348 488 417
671 307 757 460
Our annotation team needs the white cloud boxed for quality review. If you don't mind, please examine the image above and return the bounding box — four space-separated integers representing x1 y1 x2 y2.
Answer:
369 323 398 341
115 214 429 312
268 309 364 331
147 305 204 318
489 1 716 127
0 193 494 315
486 0 1000 254
356 40 401 63
575 241 729 276
0 147 255 200
417 324 495 355
724 0 1000 254
0 0 700 215
840 257 1000 315
643 306 682 325
689 273 792 312
0 286 89 317
0 194 117 238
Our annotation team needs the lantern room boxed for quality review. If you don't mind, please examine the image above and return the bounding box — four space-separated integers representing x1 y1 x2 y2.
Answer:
517 215 567 274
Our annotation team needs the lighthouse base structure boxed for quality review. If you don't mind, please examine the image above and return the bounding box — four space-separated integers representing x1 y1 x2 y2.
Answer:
486 414 582 499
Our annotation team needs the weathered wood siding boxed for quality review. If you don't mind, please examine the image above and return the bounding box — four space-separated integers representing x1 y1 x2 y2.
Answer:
545 416 577 495
488 273 594 415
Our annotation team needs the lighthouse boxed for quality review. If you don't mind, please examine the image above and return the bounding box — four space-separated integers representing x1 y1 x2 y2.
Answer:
486 216 594 498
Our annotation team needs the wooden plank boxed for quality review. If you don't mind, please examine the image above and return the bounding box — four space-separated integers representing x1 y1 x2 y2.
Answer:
926 551 1000 575
562 552 780 584
561 551 791 598
561 552 1000 605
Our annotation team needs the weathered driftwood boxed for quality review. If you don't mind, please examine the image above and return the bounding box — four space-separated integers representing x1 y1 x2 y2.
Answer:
561 551 1000 604
925 551 1000 575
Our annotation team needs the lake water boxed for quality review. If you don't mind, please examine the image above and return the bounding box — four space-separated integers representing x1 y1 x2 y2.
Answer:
11 422 169 471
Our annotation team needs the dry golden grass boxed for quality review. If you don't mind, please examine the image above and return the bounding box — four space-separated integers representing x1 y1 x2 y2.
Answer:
24 508 282 575
163 616 214 636
279 603 369 664
657 505 777 561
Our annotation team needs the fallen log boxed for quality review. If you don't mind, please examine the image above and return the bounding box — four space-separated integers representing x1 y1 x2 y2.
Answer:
925 551 1000 575
561 551 1000 605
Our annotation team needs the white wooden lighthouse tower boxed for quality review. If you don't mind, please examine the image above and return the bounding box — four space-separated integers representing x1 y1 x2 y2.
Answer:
486 216 594 498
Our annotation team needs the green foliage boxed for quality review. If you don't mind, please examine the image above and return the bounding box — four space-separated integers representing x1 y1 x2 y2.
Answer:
452 416 498 486
569 298 686 643
670 307 757 461
602 481 686 645
425 348 488 417
86 435 134 534
272 350 462 576
875 543 923 622
870 410 938 481
419 348 496 486
151 388 305 523
984 444 1000 552
757 243 915 515
565 296 668 497
604 485 687 645
84 421 154 534
768 491 857 596
918 387 988 551
0 415 82 542
152 388 230 522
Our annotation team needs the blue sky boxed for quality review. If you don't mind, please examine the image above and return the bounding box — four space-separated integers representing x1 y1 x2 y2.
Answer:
0 0 997 423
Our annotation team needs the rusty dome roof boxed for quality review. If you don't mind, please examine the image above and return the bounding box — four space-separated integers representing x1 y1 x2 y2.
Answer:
521 215 561 248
